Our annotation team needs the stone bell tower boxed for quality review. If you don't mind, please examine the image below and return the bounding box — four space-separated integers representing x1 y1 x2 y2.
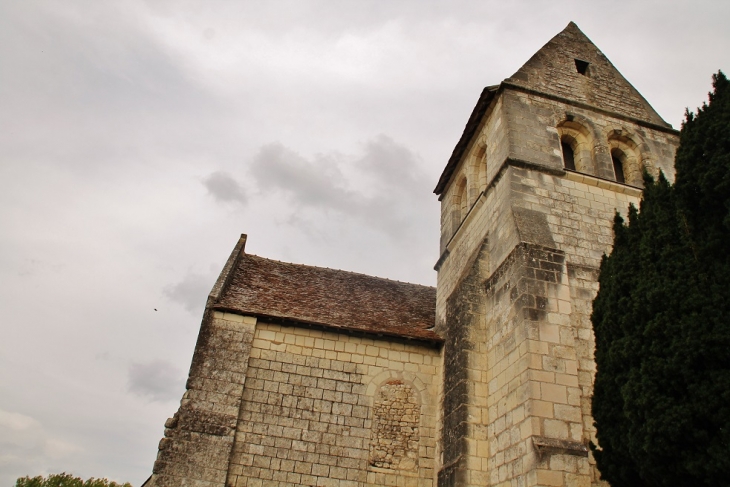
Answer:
432 22 679 487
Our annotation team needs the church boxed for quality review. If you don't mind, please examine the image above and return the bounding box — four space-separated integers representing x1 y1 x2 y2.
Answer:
144 22 679 487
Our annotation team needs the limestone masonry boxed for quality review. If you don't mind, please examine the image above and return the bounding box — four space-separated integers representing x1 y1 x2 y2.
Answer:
144 22 679 487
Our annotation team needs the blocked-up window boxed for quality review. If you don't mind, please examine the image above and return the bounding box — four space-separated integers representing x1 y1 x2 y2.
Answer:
369 379 420 471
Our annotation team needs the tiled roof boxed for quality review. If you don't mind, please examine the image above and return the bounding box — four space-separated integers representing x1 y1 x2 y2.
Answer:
213 251 440 343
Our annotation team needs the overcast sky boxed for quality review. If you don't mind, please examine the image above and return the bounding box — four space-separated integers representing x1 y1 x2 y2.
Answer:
0 1 728 485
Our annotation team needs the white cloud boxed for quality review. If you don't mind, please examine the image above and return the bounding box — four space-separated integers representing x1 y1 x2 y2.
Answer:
0 409 82 486
0 409 40 432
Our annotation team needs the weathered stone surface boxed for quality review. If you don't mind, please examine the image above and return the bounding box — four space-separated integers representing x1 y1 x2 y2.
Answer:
147 312 257 487
370 380 421 471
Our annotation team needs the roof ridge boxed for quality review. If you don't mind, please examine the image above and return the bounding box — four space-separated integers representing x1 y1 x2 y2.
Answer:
244 253 436 289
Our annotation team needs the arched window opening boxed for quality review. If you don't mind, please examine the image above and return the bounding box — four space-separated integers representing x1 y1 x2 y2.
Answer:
475 145 487 190
611 149 626 184
561 139 576 170
451 176 468 236
458 178 468 220
608 130 644 186
557 120 594 174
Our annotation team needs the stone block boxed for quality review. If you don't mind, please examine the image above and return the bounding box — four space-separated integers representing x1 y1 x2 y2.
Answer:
535 468 565 486
543 419 569 440
541 383 567 404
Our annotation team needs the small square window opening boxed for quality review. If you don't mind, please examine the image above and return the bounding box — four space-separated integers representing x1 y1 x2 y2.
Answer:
575 59 589 75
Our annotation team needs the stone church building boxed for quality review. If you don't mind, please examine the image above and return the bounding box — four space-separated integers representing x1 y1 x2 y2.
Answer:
145 22 679 487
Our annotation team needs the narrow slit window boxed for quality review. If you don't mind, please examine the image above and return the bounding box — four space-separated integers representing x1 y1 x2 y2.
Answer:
561 141 576 170
459 179 468 218
575 59 589 75
612 151 625 183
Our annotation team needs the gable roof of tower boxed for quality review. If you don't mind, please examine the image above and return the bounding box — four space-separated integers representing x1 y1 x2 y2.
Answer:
434 22 672 195
210 236 440 343
507 22 669 127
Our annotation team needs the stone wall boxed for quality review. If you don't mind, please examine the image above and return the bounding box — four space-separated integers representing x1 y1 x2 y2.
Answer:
481 244 589 487
440 96 509 253
501 89 677 180
226 321 442 487
148 311 257 487
436 163 645 487
437 238 490 487
370 380 421 471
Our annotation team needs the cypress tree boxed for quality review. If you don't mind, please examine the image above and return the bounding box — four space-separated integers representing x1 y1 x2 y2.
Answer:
591 208 644 486
592 72 730 486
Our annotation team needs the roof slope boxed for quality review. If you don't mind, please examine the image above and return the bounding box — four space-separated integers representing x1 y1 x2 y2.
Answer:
508 22 670 127
213 252 440 343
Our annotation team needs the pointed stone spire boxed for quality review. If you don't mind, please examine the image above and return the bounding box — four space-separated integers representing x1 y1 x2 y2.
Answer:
507 22 670 127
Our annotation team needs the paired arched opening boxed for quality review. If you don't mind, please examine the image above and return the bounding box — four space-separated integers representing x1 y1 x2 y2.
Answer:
556 119 649 187
451 139 487 231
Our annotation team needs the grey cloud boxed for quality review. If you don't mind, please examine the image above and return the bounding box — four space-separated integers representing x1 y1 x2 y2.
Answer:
249 136 433 239
128 361 185 403
358 134 431 194
139 0 492 38
251 143 356 208
0 1 235 174
203 171 248 205
164 272 216 314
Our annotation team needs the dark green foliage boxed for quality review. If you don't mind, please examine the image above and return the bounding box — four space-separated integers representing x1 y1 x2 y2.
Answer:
592 72 730 487
15 473 132 487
